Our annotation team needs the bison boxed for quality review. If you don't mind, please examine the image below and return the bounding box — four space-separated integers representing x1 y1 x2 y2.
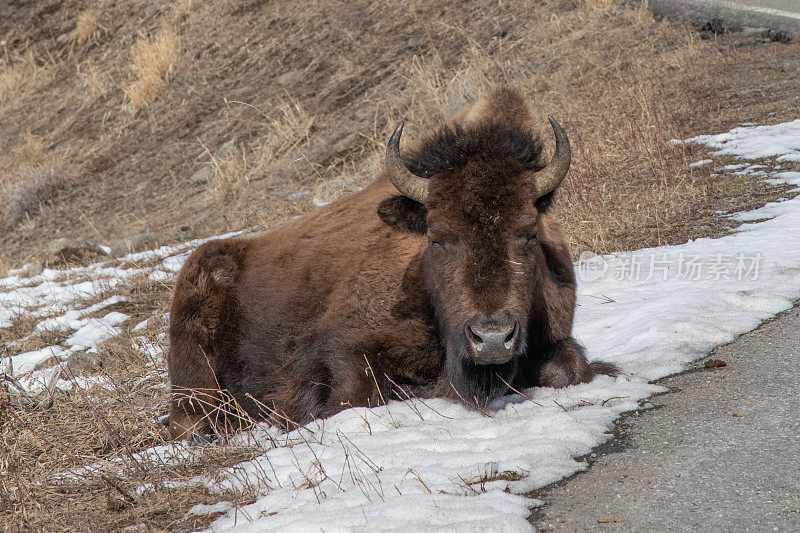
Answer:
167 87 615 440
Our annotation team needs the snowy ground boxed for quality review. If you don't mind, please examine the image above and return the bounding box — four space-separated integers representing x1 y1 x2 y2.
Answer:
2 120 800 531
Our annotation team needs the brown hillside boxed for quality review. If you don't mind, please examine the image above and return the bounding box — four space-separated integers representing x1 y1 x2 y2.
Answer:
1 1 798 271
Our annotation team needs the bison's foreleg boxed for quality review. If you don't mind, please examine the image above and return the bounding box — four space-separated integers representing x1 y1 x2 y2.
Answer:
515 338 618 390
268 329 405 424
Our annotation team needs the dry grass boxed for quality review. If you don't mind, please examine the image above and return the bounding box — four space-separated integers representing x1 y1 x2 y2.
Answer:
16 131 46 166
0 50 41 107
1 159 82 229
77 59 108 98
0 273 261 531
73 9 101 46
257 99 315 161
204 99 316 198
123 28 181 113
1 0 795 264
208 144 248 199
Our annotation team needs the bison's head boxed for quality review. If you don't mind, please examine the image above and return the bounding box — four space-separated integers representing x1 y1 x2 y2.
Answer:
384 104 571 406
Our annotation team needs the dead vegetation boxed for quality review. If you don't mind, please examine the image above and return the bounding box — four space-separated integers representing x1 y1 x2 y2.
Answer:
0 50 43 107
124 27 182 113
0 0 797 267
72 8 101 46
0 0 799 530
1 159 82 229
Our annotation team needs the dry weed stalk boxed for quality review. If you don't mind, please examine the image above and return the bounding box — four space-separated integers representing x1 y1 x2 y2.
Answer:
262 99 315 160
78 59 107 98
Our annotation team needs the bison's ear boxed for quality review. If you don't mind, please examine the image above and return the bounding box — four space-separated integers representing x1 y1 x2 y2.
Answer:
535 190 555 213
377 195 428 234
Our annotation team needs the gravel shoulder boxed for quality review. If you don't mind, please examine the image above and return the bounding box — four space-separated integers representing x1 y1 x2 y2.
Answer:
532 303 800 531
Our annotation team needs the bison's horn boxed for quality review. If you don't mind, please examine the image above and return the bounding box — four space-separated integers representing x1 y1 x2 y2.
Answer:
386 122 429 203
533 116 571 198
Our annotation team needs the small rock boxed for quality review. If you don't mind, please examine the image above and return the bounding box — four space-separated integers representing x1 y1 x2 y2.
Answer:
407 34 426 48
313 178 359 206
110 232 159 258
172 225 194 241
216 139 236 160
704 359 727 369
22 261 43 277
190 165 214 185
8 261 43 278
44 238 109 266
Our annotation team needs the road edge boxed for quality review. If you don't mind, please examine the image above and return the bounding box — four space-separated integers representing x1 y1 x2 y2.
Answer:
644 0 800 39
526 298 800 529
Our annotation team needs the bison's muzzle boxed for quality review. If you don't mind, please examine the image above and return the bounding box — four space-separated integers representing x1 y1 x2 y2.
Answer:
465 313 521 365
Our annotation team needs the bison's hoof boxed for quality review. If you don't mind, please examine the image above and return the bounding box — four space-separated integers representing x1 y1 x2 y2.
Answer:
189 427 220 446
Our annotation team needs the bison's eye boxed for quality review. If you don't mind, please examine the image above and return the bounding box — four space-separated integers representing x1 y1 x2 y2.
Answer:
427 228 457 249
516 223 539 247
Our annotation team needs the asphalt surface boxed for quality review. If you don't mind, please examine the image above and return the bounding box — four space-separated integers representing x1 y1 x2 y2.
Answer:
532 305 800 531
648 0 800 37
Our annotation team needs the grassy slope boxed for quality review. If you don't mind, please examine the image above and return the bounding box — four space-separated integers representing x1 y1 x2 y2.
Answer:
1 0 798 269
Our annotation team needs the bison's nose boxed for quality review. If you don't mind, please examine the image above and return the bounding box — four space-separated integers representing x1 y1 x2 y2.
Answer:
466 318 519 365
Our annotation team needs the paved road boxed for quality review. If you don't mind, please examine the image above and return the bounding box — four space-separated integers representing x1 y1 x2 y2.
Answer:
532 305 800 531
648 0 800 37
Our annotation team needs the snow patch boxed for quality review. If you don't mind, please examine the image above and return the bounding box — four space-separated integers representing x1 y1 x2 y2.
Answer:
65 311 130 352
4 345 70 375
685 119 800 161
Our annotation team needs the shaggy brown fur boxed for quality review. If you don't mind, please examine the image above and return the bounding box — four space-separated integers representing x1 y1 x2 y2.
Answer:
167 87 615 440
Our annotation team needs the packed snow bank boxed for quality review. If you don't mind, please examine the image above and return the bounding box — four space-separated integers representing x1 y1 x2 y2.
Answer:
2 121 799 531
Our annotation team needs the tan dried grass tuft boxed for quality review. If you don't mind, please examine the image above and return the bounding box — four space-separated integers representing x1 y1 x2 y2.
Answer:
123 28 181 113
0 50 40 107
228 98 316 190
258 99 315 160
77 59 107 98
209 144 249 199
17 131 46 166
73 9 100 46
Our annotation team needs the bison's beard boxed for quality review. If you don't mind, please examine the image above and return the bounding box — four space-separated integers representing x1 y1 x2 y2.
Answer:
445 337 522 407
